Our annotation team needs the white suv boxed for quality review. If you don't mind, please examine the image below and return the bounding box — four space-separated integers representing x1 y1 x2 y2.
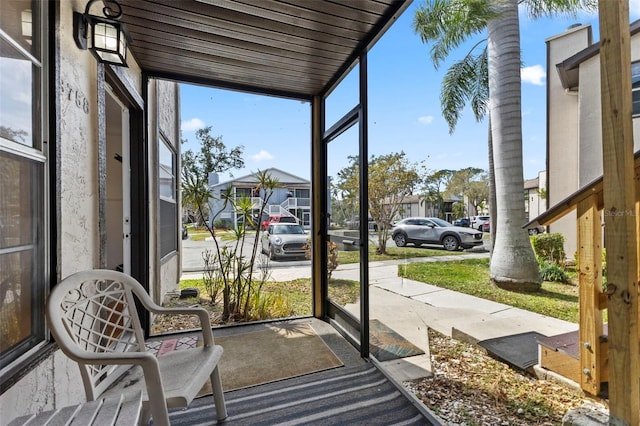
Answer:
470 215 490 232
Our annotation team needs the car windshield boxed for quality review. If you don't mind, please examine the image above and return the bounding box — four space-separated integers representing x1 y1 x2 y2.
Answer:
430 218 453 227
271 224 305 234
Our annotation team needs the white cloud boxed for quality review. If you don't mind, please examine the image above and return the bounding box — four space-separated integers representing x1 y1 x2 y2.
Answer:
181 117 205 132
521 65 546 86
251 149 273 161
418 115 433 125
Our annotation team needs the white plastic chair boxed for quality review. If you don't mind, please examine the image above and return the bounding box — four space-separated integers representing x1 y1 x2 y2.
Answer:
46 269 227 425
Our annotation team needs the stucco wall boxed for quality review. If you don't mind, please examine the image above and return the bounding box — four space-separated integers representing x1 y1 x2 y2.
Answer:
547 23 640 259
577 56 602 185
526 171 547 220
577 35 640 184
157 80 181 300
1 1 178 421
58 0 99 276
146 79 181 303
0 350 84 423
546 25 591 257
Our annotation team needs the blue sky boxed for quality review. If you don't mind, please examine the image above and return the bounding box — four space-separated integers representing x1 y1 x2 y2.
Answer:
180 2 640 184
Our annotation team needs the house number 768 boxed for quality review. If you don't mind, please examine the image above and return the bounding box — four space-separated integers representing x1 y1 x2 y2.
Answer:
62 83 89 114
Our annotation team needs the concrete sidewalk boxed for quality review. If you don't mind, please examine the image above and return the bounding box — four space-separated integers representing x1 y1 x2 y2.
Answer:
329 253 576 381
181 252 577 382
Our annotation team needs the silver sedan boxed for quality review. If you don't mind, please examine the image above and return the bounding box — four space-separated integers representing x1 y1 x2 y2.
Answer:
391 217 484 251
261 223 309 260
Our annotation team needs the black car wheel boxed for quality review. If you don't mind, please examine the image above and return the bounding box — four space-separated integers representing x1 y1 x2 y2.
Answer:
528 228 539 235
442 235 460 251
393 233 407 247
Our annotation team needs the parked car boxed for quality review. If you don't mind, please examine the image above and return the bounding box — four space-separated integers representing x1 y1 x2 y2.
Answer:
262 214 298 230
261 223 309 260
453 217 470 227
391 217 484 251
470 215 490 232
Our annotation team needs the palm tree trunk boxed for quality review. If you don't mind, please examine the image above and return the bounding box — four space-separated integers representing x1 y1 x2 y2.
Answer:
487 118 496 254
487 0 540 290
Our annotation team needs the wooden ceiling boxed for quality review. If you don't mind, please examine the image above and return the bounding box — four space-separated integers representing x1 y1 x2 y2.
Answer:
117 0 411 99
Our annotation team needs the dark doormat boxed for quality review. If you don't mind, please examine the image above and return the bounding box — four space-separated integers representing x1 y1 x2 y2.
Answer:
369 319 425 361
478 331 546 370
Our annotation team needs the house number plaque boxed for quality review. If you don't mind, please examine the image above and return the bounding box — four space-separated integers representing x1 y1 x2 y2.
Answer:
61 82 89 114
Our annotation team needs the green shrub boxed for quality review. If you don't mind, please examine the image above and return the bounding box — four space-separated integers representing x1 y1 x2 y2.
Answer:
531 233 566 264
538 259 571 283
213 219 230 229
249 291 294 320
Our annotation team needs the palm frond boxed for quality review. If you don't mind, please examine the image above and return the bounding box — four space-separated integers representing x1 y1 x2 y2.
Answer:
413 0 496 68
522 0 597 19
469 47 489 121
440 47 488 133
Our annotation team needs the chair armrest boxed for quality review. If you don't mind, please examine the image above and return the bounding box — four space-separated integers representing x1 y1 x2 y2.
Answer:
128 285 216 347
63 345 160 366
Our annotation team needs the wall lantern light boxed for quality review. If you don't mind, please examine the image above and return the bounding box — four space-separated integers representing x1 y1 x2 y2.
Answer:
73 0 131 67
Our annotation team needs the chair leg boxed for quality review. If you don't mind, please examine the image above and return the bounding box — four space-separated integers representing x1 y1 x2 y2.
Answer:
146 392 171 426
140 403 151 425
210 366 227 420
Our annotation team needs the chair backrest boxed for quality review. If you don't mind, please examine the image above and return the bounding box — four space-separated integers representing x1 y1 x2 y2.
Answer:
46 270 148 400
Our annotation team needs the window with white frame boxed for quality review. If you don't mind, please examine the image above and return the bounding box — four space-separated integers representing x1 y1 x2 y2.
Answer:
0 0 49 387
159 135 177 258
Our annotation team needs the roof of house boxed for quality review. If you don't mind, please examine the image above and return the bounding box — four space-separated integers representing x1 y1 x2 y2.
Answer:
117 0 411 100
211 167 310 188
524 177 539 190
400 194 461 204
556 19 640 90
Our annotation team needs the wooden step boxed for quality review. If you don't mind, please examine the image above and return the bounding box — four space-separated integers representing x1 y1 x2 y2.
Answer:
537 327 608 385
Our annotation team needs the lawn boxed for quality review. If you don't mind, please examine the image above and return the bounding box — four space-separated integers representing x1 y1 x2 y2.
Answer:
398 257 581 323
186 227 252 242
175 256 581 327
337 245 468 264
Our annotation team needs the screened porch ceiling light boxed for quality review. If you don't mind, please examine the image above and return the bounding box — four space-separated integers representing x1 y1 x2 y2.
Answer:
73 0 131 67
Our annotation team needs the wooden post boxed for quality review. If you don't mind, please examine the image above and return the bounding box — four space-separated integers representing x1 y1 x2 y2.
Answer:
311 95 325 318
577 195 603 396
598 1 639 424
